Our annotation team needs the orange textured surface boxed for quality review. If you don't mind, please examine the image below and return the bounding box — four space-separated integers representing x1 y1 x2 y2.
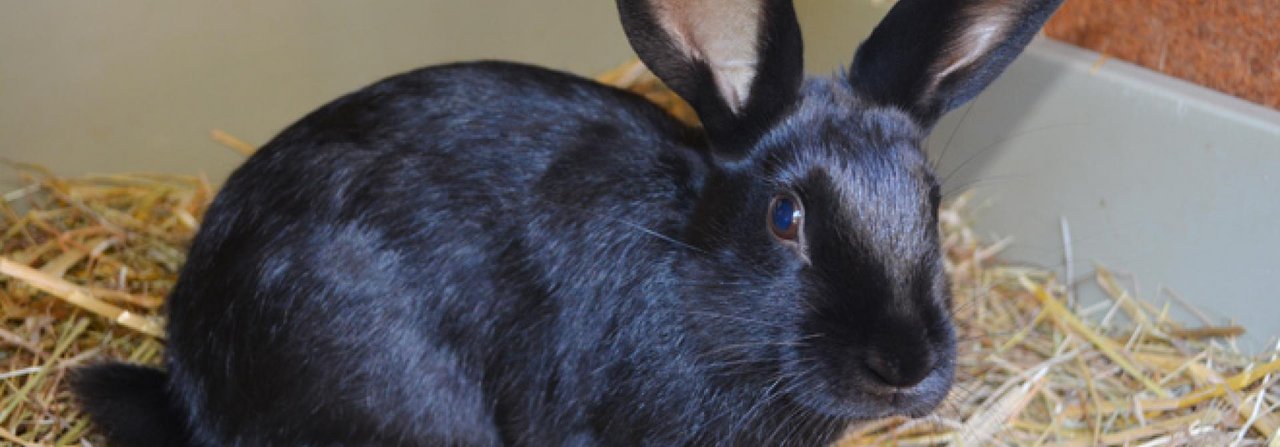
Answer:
1044 0 1280 109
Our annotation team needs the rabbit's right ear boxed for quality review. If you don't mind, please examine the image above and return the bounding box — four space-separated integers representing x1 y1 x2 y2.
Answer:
848 0 1063 128
617 0 803 157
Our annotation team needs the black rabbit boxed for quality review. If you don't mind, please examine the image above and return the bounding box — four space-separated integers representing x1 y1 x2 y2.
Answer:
73 0 1062 445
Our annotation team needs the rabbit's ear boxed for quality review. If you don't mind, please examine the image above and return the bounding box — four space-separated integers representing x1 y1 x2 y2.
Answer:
849 0 1063 127
617 0 803 156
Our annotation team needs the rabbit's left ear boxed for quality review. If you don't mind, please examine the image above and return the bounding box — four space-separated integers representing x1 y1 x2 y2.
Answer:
617 0 803 156
849 0 1064 128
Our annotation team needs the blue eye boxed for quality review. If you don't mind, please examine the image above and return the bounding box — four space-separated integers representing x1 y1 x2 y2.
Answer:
769 195 802 240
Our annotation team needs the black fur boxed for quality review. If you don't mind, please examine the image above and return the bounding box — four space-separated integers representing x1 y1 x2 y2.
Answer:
70 364 186 446
73 0 1061 445
851 0 1065 127
616 0 804 155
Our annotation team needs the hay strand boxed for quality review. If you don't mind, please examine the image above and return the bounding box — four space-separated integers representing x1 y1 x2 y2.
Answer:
0 257 164 338
209 129 257 156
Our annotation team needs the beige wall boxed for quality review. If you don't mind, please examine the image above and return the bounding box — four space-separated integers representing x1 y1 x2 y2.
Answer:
0 1 890 180
0 2 640 179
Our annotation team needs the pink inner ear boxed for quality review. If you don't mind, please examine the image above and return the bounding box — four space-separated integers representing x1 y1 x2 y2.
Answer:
653 0 762 113
930 0 1022 94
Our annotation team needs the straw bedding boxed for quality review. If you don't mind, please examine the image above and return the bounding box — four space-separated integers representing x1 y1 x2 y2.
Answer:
0 62 1275 446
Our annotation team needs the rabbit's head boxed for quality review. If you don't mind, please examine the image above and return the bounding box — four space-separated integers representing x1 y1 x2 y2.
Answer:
618 0 1060 419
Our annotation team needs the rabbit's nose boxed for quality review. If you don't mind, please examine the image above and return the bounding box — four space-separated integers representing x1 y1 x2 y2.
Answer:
864 339 936 389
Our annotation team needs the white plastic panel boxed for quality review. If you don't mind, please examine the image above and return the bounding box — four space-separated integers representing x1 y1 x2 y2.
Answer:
924 39 1280 350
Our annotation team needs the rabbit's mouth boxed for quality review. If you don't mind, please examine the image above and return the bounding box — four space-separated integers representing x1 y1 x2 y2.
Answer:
858 363 955 418
783 350 956 421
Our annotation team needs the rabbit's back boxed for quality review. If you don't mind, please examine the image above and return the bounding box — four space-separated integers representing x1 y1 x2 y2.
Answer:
162 61 703 446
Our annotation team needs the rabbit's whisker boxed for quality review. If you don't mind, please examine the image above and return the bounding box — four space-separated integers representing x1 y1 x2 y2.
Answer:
942 174 1027 198
931 101 977 173
610 218 708 255
938 121 1092 187
678 310 788 329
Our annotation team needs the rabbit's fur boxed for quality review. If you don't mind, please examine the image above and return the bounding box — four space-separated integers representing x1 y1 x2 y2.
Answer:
73 0 1063 445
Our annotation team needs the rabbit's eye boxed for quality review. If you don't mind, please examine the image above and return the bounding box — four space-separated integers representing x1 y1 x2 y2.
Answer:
768 195 803 241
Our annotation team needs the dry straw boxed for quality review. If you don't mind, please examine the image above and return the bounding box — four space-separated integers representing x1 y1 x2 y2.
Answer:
0 61 1275 446
1 165 204 445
